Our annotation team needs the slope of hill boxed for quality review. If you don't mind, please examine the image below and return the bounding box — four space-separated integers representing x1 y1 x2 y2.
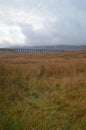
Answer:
11 45 86 51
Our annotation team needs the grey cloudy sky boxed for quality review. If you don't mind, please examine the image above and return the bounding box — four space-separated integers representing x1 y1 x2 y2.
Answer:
0 0 86 47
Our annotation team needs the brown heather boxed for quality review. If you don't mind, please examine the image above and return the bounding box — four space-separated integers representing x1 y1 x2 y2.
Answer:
0 51 86 130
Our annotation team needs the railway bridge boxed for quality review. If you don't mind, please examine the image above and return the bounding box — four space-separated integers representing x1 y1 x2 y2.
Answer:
0 48 64 53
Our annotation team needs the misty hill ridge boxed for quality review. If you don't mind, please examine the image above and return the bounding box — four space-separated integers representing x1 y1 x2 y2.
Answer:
11 45 86 51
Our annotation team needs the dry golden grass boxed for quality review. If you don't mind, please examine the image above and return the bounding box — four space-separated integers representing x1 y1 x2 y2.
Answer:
0 51 86 130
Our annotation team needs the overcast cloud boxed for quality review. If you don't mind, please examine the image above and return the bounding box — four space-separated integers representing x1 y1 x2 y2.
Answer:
0 0 86 47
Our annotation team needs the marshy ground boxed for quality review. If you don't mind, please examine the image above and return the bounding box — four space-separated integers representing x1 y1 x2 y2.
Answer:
0 51 86 130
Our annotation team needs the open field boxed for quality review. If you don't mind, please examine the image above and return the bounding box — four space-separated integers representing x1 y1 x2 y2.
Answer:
0 51 86 130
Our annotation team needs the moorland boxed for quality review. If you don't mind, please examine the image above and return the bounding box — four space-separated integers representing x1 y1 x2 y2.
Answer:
0 51 86 130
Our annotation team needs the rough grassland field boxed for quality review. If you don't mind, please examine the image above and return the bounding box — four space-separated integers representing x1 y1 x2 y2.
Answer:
0 51 86 130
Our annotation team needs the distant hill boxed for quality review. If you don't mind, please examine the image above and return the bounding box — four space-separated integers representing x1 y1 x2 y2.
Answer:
11 45 86 51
